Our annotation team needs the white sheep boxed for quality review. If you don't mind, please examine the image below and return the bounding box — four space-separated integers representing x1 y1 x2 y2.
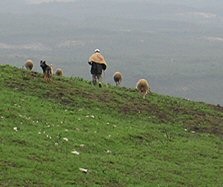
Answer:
55 68 63 76
136 79 150 99
24 59 33 70
113 72 122 86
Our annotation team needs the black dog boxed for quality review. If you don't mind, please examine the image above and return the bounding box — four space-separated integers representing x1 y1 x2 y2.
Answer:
40 60 52 81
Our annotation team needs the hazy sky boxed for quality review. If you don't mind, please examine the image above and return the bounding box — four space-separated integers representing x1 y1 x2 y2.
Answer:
26 0 76 4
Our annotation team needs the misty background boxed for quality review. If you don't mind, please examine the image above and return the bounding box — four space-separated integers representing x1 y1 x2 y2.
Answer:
0 0 222 105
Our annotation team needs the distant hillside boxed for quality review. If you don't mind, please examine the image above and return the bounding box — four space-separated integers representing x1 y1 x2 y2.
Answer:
0 65 223 186
1 0 223 105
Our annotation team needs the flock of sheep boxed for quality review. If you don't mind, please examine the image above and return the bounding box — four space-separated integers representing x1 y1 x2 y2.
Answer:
24 59 151 99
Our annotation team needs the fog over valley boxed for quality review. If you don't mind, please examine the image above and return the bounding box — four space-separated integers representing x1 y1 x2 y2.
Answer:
0 0 223 105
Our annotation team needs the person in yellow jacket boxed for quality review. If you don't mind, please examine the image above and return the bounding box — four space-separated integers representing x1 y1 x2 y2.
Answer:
88 49 107 87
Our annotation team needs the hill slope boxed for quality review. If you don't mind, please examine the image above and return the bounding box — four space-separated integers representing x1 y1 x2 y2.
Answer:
0 65 223 186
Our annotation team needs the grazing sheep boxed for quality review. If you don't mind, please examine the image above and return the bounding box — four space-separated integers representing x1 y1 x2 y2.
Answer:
55 68 63 76
136 79 150 99
113 72 122 86
25 59 33 70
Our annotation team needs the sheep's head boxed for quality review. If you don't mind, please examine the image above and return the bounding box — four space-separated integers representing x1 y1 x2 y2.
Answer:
140 88 145 93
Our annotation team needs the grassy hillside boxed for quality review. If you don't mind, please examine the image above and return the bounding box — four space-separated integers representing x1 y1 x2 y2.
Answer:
0 65 223 186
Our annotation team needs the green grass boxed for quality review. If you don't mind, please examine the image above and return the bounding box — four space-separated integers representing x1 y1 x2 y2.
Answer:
0 65 223 186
